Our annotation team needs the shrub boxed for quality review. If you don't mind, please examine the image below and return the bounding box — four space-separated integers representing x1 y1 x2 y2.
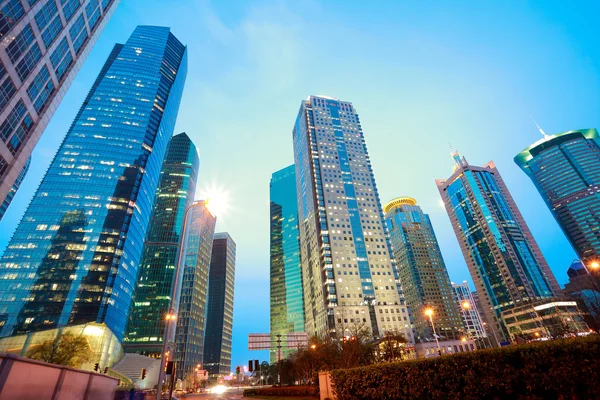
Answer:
330 336 600 400
243 385 318 397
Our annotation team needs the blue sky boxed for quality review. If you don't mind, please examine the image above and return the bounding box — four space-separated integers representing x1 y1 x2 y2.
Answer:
1 0 599 371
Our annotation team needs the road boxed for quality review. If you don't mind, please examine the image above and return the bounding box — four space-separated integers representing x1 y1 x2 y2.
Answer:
176 393 243 400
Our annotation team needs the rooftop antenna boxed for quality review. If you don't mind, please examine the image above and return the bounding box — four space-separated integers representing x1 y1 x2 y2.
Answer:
529 115 549 139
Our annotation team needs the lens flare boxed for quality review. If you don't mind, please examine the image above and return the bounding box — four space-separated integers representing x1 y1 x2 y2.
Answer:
198 183 231 219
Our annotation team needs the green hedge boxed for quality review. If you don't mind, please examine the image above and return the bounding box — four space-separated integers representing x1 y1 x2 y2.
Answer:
330 336 600 400
243 385 318 397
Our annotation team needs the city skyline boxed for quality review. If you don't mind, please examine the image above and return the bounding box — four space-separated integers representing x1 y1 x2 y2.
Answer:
0 0 597 370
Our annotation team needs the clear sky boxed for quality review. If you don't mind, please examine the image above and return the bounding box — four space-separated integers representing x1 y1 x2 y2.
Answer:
1 0 599 372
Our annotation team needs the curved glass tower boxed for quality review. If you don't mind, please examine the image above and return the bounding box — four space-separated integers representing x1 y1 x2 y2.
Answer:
0 26 187 341
515 129 600 268
124 132 199 355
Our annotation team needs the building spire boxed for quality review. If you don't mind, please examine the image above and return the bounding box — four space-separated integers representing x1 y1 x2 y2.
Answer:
450 143 466 168
529 115 549 139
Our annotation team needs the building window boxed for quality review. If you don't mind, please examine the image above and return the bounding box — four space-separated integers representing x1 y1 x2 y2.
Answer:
16 43 42 81
27 65 55 113
50 37 73 81
69 13 87 54
6 24 35 64
35 0 59 31
0 100 33 155
61 0 81 22
0 0 25 39
0 76 16 113
85 0 100 29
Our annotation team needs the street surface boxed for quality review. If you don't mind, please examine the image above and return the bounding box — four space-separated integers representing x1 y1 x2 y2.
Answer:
176 393 244 400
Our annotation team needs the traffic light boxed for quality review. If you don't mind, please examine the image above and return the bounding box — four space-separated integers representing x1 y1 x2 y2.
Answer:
254 360 259 371
165 361 174 375
248 360 253 372
235 366 240 375
141 368 147 380
104 367 108 374
93 363 99 372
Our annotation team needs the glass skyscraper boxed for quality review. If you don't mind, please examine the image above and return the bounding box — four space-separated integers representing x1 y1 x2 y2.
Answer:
515 128 600 268
384 196 463 342
124 132 199 356
269 165 304 363
204 232 236 377
293 95 412 342
436 150 560 342
0 26 187 342
0 0 120 220
174 201 216 380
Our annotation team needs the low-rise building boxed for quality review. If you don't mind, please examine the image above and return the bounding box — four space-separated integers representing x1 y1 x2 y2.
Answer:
501 299 590 342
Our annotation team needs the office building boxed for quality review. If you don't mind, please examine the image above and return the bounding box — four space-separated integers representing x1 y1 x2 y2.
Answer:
436 150 560 342
175 201 216 380
204 232 236 377
292 95 412 342
515 128 600 268
0 26 187 342
452 282 486 339
384 196 463 342
124 132 199 356
270 165 304 363
0 0 120 219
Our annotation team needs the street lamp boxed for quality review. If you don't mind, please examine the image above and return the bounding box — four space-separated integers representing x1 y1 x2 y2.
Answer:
424 308 442 356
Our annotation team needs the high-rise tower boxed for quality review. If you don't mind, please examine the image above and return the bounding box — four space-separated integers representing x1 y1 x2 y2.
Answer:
436 151 559 342
203 232 236 377
174 200 216 380
269 165 304 363
293 95 412 341
124 132 199 356
515 129 600 269
0 26 187 341
384 196 464 342
0 0 120 219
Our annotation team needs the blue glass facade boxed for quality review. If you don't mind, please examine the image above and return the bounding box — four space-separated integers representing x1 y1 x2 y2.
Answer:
0 26 187 341
174 201 216 380
269 165 304 363
515 129 600 268
124 132 199 355
436 152 559 341
384 197 463 342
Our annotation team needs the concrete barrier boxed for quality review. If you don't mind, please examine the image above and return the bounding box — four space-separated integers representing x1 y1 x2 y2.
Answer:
0 353 119 400
318 371 335 400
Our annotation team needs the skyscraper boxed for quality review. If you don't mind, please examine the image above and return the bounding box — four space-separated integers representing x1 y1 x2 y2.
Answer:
124 132 199 356
452 282 486 340
0 26 187 341
384 196 463 342
204 232 236 377
0 0 120 219
293 95 412 341
174 201 216 380
270 165 304 363
515 128 600 268
436 150 560 341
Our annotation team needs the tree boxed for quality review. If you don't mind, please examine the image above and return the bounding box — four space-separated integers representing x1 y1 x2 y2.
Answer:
375 331 409 363
25 332 92 368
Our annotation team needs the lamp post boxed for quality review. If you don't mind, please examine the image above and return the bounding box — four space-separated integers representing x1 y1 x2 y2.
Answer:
156 202 202 400
424 308 442 356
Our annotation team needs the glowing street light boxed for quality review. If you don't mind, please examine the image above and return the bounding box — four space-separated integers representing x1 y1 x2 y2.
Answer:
424 308 442 356
462 301 470 310
310 344 317 350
